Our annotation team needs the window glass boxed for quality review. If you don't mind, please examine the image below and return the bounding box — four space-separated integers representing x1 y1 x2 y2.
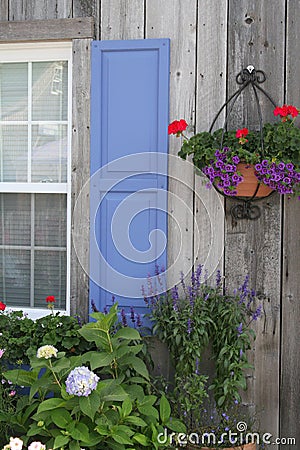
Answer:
0 193 67 309
0 62 28 121
32 61 68 121
0 43 71 313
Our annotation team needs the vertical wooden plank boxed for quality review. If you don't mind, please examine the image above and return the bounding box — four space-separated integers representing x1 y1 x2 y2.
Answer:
281 0 300 446
281 199 300 448
146 0 197 286
70 38 91 319
194 0 227 277
225 0 285 444
0 0 8 20
8 0 72 20
100 0 144 40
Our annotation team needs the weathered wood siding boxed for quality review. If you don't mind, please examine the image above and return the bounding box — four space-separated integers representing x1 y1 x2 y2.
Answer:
0 1 299 448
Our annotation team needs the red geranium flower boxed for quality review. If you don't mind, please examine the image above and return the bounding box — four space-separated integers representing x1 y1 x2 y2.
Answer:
46 295 56 303
274 104 299 119
236 128 249 139
168 119 188 136
0 301 6 311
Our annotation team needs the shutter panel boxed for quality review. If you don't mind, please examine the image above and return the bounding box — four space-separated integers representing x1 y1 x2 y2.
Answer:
90 39 170 322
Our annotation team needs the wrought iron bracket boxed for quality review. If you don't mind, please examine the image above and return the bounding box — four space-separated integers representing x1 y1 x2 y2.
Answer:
230 201 261 221
208 64 277 220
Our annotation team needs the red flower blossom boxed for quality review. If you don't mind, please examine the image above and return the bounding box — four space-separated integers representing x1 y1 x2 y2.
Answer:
0 301 6 311
46 295 56 303
274 104 299 119
168 119 188 136
236 128 249 139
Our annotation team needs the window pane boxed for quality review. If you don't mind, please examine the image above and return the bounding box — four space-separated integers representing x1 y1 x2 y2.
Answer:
0 124 28 181
35 194 67 247
34 250 66 309
31 124 67 182
32 61 68 121
0 63 28 121
0 193 31 246
0 248 30 307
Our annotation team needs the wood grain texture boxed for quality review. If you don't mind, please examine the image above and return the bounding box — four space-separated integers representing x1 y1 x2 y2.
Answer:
225 195 281 440
8 0 72 20
146 0 197 286
100 0 145 40
281 1 300 446
281 199 300 447
226 1 286 444
0 17 94 41
227 0 286 129
73 0 99 39
0 0 8 21
194 0 227 278
70 38 91 318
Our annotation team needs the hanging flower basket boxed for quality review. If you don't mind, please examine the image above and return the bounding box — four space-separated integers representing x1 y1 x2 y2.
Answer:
235 163 273 198
169 66 300 205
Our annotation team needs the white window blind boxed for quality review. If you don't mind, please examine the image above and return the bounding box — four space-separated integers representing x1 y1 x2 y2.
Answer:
0 43 72 315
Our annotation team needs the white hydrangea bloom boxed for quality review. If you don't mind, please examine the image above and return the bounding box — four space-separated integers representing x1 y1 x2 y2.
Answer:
36 345 58 359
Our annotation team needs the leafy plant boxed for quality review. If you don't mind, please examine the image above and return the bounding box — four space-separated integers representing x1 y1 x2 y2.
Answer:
0 350 21 449
1 303 184 450
0 308 92 366
144 266 262 446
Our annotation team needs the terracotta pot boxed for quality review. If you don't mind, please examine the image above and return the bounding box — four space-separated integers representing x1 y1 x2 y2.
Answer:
187 443 256 450
235 163 273 198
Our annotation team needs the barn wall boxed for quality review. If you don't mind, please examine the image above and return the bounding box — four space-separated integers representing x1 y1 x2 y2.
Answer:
0 0 299 447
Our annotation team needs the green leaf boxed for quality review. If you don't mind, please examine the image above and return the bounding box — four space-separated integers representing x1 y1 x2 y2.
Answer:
79 390 101 420
29 375 53 401
126 356 149 380
83 351 114 370
121 397 132 417
51 408 72 428
217 395 225 407
166 418 186 433
112 429 133 445
69 441 81 450
98 379 128 402
133 433 150 446
38 398 67 413
68 422 90 441
53 434 70 449
159 395 171 423
124 416 148 427
4 369 37 386
51 357 70 373
78 327 108 348
137 404 159 420
114 327 141 341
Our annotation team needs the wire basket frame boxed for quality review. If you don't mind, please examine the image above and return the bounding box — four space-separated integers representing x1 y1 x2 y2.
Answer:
209 65 278 219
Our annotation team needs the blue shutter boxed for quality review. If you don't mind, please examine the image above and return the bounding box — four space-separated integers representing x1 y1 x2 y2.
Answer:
90 39 170 322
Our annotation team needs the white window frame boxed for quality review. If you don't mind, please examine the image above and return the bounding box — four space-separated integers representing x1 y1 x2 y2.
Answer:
0 41 72 319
